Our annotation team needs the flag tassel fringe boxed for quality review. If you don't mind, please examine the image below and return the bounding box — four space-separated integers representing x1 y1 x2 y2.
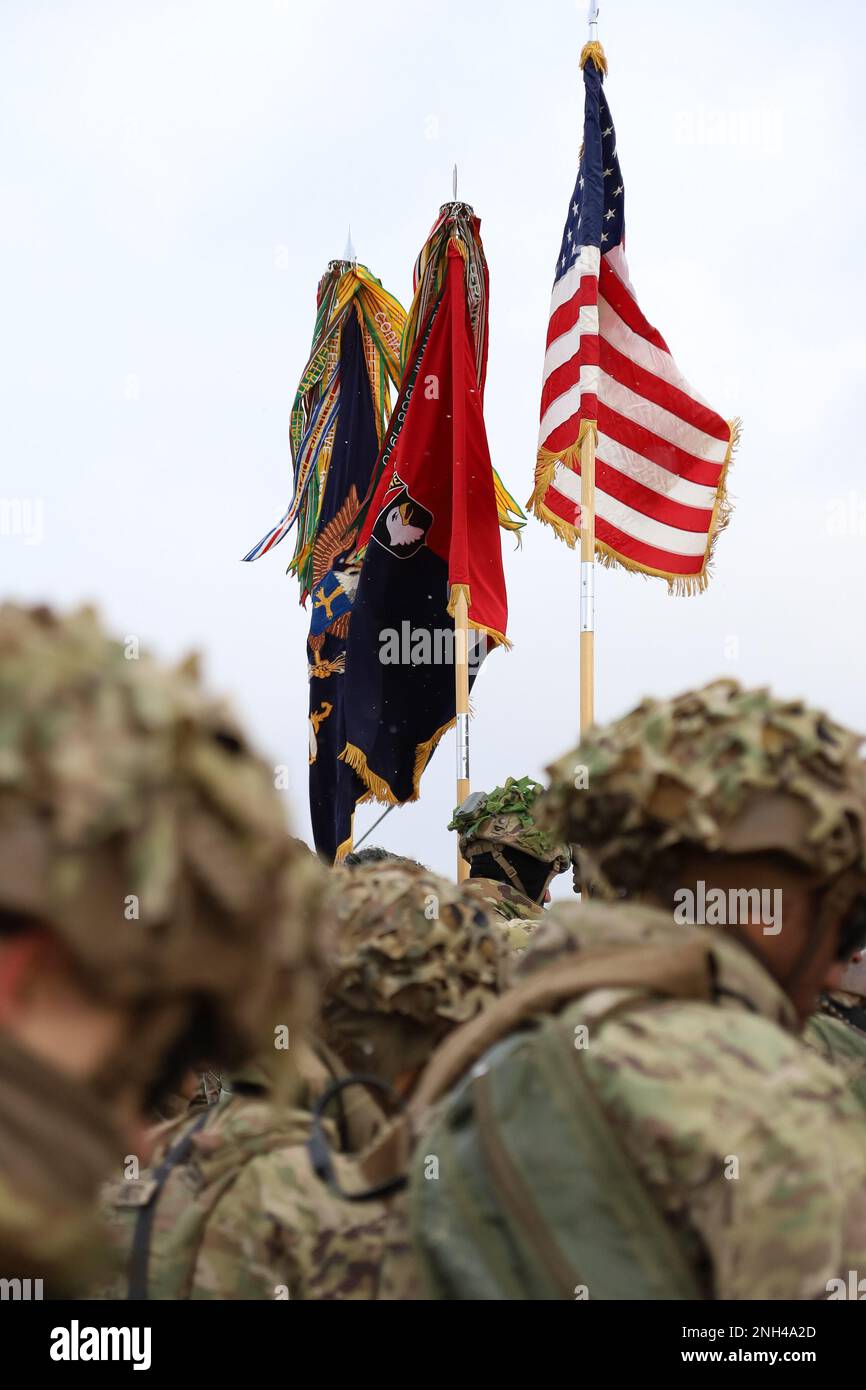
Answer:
339 717 456 806
446 584 512 650
580 40 608 75
339 743 399 805
528 417 740 597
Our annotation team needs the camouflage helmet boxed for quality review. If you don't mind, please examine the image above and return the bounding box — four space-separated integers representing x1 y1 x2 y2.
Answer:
448 776 572 900
537 679 866 917
321 861 507 1084
0 604 326 1092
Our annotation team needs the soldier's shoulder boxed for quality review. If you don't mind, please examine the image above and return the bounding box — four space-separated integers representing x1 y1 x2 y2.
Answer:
515 899 681 977
590 992 863 1145
459 878 543 956
96 1093 316 1299
461 876 541 921
197 1143 396 1299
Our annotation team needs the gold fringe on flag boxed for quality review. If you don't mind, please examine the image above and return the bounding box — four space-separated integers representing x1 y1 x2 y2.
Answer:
339 742 399 805
411 718 456 799
580 40 608 75
529 418 741 597
446 583 512 650
332 793 374 864
339 715 458 806
334 820 355 865
446 582 472 616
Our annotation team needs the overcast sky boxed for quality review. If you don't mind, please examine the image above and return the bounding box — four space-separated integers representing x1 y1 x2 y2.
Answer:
3 0 865 889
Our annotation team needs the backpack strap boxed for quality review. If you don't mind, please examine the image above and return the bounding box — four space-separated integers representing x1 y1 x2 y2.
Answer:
128 1110 210 1300
412 989 706 1300
410 936 714 1124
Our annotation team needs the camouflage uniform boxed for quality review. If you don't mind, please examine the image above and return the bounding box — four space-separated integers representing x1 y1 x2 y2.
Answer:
805 957 866 1111
411 681 866 1300
0 604 324 1295
459 879 540 953
94 1044 408 1300
511 903 866 1299
450 777 572 952
95 862 506 1300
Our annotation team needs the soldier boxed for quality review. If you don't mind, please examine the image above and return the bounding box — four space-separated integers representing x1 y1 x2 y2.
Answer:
343 845 425 869
94 859 507 1299
450 776 572 951
0 603 323 1295
94 1035 391 1300
343 845 396 865
410 680 866 1300
805 953 866 1109
322 860 507 1097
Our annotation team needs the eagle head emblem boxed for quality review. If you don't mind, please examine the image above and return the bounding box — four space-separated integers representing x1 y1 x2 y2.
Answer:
371 485 432 560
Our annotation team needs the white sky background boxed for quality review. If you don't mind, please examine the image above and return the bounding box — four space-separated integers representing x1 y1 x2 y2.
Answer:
3 0 866 891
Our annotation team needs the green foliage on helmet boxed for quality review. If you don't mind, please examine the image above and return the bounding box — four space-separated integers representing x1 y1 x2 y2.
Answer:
449 776 571 869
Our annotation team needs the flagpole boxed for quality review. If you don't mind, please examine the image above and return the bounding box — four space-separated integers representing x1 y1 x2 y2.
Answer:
588 0 600 44
447 190 472 883
580 0 600 738
455 589 471 881
580 422 596 733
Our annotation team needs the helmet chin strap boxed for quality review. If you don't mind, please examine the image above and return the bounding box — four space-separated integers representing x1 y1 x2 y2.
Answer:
489 847 527 895
488 848 556 905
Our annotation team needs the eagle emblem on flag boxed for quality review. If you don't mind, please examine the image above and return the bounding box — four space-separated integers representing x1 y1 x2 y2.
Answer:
371 483 433 560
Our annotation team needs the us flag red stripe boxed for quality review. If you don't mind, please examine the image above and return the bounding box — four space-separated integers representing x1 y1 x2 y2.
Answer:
530 49 736 593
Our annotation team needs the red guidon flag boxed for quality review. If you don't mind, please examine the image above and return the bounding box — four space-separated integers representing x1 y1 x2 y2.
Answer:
529 43 738 594
341 222 508 806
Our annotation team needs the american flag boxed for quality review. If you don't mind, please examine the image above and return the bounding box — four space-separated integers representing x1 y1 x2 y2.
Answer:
531 48 735 593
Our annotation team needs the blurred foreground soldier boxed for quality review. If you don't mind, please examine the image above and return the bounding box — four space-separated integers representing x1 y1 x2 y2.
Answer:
0 604 321 1295
450 777 572 949
805 953 866 1109
411 681 866 1300
95 861 506 1299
